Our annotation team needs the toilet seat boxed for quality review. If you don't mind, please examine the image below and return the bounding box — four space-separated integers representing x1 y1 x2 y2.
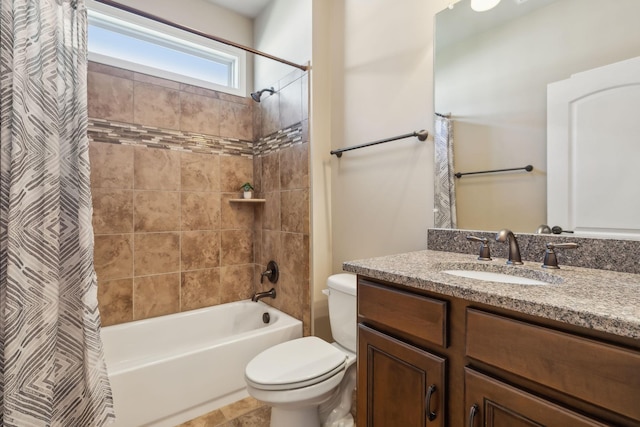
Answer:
245 336 347 391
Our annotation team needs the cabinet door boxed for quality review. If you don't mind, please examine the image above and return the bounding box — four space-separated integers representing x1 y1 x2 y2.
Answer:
465 369 608 427
358 324 446 427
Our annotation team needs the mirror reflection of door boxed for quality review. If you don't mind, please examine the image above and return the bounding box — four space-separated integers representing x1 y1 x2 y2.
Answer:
434 0 640 233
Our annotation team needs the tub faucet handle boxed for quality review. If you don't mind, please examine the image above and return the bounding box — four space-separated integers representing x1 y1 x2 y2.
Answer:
466 235 491 261
261 260 279 284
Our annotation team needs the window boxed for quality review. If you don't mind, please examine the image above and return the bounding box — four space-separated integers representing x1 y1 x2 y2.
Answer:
86 1 246 96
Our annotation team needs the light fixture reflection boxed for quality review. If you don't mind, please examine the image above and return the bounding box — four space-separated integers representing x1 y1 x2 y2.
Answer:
471 0 501 12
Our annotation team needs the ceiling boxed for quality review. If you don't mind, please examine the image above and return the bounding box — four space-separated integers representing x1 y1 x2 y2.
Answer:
206 0 271 18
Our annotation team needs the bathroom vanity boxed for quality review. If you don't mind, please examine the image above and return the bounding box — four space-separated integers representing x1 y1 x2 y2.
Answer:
345 250 640 426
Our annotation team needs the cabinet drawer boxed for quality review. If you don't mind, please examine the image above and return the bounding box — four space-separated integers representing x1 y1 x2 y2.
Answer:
465 368 608 427
466 309 640 421
358 279 447 347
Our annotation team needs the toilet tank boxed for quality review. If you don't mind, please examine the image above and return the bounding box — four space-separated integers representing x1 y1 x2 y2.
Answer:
326 273 357 353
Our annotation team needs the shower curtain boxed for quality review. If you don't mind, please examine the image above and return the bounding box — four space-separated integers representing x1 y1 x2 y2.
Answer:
0 0 115 425
433 115 457 229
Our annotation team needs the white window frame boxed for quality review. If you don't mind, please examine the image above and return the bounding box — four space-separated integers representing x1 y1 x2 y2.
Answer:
86 0 246 97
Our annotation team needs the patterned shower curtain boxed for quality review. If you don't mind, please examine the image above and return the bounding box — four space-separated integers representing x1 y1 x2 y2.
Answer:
0 0 115 425
433 115 457 229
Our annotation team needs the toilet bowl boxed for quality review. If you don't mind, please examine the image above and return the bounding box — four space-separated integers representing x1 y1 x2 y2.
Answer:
244 273 357 427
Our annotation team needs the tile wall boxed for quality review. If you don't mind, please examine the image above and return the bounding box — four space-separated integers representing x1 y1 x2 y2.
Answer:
253 69 311 335
88 62 311 332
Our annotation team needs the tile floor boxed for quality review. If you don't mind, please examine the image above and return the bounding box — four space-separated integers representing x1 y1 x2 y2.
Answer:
177 391 357 427
176 397 270 427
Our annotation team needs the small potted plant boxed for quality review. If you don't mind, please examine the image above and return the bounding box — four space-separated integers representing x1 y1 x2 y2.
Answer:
240 182 254 199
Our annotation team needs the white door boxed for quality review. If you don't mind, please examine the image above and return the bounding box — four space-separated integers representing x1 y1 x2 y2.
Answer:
547 56 640 239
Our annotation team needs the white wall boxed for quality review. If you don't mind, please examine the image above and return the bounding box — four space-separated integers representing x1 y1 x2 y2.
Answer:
327 0 451 273
254 0 312 90
117 0 253 44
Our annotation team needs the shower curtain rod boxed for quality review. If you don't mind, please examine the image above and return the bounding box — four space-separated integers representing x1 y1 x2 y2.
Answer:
94 0 309 72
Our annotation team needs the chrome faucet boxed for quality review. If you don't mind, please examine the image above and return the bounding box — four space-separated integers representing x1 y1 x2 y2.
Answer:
251 288 276 302
495 229 523 265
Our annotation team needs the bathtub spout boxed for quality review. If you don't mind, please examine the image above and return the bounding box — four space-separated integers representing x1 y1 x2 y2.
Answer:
251 288 276 302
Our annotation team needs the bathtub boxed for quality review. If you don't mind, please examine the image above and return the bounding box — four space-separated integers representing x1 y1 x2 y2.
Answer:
100 300 302 427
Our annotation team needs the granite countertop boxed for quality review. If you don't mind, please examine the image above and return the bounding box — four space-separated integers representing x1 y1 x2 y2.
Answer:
343 250 640 340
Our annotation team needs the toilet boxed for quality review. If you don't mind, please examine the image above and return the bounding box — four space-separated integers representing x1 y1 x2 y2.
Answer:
244 273 357 427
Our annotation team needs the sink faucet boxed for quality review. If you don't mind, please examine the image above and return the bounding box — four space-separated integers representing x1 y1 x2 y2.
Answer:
495 229 523 265
251 288 276 302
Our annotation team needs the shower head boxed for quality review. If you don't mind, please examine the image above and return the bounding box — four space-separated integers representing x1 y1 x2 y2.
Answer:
250 87 275 103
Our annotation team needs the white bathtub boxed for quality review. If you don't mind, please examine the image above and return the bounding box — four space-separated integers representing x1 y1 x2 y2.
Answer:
100 300 302 427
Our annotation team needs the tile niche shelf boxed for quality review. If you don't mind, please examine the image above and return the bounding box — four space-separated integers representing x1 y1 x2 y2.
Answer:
229 198 266 203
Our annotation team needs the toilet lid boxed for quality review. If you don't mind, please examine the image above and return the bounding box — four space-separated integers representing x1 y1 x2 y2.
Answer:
245 336 347 391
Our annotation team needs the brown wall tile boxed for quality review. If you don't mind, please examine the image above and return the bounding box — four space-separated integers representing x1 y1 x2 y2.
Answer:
88 71 134 123
98 278 133 326
280 232 309 283
134 146 181 191
89 64 311 330
220 100 253 141
220 264 254 304
182 230 220 270
181 269 220 311
134 273 180 320
271 272 304 321
281 189 309 234
133 81 181 130
89 142 134 189
180 92 221 135
252 156 263 193
181 152 220 192
220 156 253 193
179 82 221 99
260 230 282 268
221 193 254 230
181 192 220 231
92 189 133 234
261 153 280 193
260 92 280 137
94 234 133 281
280 143 308 190
88 62 134 80
221 229 253 266
134 191 181 232
279 79 303 130
262 192 280 232
134 232 180 276
134 72 180 90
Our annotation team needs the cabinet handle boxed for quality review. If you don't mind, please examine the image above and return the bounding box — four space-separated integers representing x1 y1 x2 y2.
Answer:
425 384 437 421
468 403 479 427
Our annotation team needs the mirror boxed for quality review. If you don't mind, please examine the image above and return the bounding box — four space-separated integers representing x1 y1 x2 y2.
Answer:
434 0 640 234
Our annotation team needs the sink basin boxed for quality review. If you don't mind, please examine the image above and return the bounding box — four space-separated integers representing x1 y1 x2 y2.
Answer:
442 270 552 285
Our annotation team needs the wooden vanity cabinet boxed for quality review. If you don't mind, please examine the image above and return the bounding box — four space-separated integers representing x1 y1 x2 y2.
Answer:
357 276 640 427
358 325 446 427
357 280 448 426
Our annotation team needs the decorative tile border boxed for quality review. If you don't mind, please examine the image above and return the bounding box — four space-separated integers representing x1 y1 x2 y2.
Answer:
87 118 254 157
254 122 305 156
88 118 305 158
